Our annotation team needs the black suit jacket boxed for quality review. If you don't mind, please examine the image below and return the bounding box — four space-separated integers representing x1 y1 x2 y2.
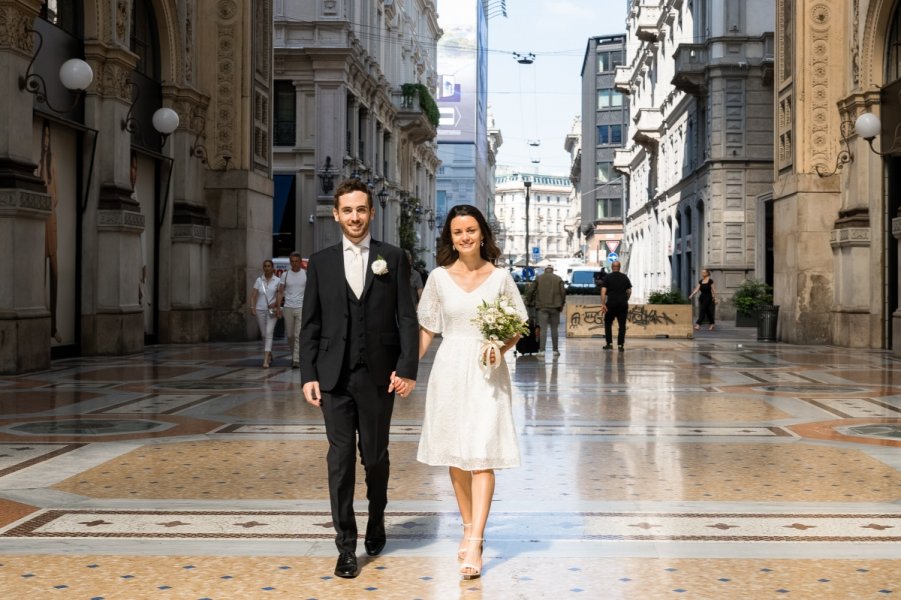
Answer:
299 239 419 391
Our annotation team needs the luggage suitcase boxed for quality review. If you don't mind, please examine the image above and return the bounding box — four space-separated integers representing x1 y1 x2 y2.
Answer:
515 320 541 355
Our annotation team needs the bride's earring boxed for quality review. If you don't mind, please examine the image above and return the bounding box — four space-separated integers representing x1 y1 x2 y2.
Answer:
480 241 484 247
453 245 457 252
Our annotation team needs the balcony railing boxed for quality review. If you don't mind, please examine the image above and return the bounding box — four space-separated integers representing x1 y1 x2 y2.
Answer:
636 4 662 42
392 87 437 145
672 43 708 96
614 65 632 95
633 107 663 147
613 148 633 174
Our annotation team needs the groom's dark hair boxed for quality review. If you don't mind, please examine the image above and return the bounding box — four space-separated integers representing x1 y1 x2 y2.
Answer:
436 204 501 266
333 178 372 209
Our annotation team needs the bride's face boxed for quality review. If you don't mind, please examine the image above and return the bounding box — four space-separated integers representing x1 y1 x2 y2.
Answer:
449 215 482 257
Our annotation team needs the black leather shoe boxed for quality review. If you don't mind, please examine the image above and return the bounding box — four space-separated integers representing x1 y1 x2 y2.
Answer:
602 344 613 350
364 518 386 556
618 345 625 352
334 551 359 578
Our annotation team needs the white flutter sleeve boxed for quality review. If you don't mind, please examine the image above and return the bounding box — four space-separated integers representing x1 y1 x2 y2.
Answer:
501 271 529 321
417 272 443 333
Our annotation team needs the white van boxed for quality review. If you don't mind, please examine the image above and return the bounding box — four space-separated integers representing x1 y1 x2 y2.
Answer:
566 266 605 291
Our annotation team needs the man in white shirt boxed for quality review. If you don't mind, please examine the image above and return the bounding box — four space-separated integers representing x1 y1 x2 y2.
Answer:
277 251 307 368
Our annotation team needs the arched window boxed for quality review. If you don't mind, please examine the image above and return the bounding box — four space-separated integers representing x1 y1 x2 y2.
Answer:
131 0 159 79
41 1 80 35
889 3 901 83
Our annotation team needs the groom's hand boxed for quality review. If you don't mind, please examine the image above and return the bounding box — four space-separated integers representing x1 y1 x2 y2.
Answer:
303 381 322 407
388 372 416 398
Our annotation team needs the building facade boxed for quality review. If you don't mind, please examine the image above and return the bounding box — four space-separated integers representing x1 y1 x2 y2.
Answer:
272 0 441 261
614 0 775 306
580 35 629 268
564 116 585 260
1 0 273 374
435 0 492 226
774 1 901 350
494 172 575 270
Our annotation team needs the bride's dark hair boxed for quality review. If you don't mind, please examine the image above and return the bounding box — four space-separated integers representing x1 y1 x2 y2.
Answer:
436 204 501 266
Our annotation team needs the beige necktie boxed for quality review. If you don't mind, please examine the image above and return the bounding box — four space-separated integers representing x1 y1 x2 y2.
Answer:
348 246 364 298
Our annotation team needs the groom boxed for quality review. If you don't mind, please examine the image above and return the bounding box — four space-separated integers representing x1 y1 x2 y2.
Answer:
299 178 419 578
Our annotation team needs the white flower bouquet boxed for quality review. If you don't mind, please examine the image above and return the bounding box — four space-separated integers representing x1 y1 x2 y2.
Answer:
472 295 528 376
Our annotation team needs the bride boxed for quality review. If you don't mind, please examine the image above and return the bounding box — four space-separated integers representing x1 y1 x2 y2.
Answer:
416 204 527 580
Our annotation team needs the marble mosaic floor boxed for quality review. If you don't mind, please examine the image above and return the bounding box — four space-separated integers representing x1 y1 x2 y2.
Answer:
0 325 899 599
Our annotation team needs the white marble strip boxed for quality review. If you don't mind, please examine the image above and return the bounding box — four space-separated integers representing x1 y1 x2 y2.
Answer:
224 424 789 437
0 444 74 472
97 394 216 414
805 397 901 418
4 510 898 542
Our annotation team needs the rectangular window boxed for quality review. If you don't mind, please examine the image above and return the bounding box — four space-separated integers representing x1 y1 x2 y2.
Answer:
596 125 623 145
596 161 615 182
597 50 623 73
273 80 296 146
596 88 623 109
596 196 623 220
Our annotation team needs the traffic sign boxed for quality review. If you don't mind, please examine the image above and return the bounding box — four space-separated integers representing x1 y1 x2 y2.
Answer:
607 252 619 261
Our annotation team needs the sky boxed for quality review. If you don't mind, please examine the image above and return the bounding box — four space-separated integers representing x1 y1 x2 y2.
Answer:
485 0 628 176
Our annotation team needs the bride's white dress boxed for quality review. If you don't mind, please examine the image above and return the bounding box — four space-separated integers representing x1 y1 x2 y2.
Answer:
416 267 527 470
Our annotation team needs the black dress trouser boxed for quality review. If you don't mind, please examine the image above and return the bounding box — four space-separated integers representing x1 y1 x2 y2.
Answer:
604 302 629 346
320 364 395 553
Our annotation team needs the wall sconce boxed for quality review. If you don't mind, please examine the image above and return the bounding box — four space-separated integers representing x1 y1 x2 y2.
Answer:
318 155 339 194
815 120 855 177
189 112 208 163
377 187 389 209
816 110 901 177
121 80 179 146
855 112 901 157
19 27 93 114
151 107 179 145
426 209 436 230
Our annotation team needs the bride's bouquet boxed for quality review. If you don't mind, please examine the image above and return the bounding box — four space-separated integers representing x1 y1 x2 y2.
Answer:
472 295 529 377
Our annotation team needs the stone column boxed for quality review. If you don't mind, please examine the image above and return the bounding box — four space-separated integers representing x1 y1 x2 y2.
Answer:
80 44 143 356
206 169 273 341
162 202 213 343
892 217 901 357
312 71 348 251
0 0 51 373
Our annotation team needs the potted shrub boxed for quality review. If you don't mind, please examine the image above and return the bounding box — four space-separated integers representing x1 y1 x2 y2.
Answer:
733 279 773 327
647 288 690 304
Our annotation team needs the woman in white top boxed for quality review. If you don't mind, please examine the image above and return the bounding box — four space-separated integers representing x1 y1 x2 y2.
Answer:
250 259 281 368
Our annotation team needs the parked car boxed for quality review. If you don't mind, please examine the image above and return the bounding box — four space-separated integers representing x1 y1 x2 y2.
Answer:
566 266 604 293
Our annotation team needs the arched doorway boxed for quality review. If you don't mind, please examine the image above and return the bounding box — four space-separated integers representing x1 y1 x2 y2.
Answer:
129 0 168 343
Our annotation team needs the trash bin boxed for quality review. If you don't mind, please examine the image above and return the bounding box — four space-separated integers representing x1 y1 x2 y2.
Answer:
757 304 779 342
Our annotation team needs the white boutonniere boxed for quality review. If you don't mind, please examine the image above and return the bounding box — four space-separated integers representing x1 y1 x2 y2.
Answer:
371 255 389 276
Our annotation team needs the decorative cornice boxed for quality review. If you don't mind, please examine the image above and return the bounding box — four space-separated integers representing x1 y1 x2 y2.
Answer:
830 227 871 248
97 209 145 232
172 224 214 244
0 189 52 215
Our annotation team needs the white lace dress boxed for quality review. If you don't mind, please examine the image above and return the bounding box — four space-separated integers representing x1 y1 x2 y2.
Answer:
416 267 527 470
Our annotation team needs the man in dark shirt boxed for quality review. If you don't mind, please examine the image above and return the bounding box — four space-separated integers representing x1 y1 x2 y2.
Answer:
600 261 632 351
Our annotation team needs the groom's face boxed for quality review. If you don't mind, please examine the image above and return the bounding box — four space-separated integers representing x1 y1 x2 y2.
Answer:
334 190 374 244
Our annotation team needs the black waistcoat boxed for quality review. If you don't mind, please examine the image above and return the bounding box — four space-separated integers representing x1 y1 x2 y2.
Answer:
344 284 367 369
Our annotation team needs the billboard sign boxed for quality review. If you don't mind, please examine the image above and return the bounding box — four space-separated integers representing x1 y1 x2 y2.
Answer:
436 0 479 143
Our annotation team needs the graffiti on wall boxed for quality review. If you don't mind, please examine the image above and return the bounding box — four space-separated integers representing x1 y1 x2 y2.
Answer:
565 304 693 338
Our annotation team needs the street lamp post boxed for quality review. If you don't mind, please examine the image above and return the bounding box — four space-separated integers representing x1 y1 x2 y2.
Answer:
523 178 532 269
377 188 389 240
